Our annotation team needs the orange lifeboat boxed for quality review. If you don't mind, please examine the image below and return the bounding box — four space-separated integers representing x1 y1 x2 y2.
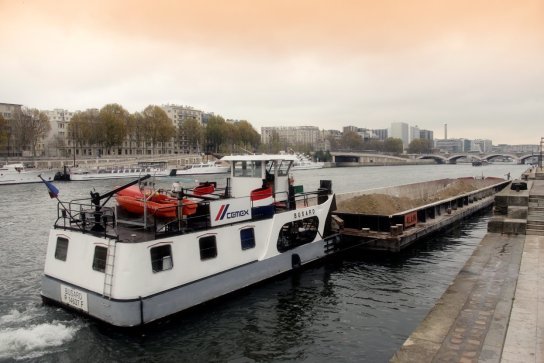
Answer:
116 193 197 218
116 196 178 218
193 182 215 196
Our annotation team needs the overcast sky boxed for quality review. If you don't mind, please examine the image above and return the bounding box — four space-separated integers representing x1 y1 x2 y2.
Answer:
1 0 542 144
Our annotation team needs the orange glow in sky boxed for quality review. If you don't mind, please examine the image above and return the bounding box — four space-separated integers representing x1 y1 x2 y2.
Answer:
1 0 543 143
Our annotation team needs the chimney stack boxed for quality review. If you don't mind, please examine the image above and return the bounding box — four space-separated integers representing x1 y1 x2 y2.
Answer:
444 124 448 140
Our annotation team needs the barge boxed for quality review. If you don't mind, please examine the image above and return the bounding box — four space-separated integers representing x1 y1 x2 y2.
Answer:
334 178 510 252
41 154 340 327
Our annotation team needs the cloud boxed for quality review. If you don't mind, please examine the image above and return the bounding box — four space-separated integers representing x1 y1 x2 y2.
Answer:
0 0 542 144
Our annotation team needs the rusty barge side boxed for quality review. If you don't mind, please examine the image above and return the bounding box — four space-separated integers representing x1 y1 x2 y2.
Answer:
333 178 511 252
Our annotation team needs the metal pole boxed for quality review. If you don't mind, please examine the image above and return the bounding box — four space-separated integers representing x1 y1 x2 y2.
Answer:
73 126 76 167
538 137 544 171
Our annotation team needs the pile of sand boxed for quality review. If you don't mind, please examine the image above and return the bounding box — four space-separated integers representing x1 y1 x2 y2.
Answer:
336 179 495 215
337 194 420 215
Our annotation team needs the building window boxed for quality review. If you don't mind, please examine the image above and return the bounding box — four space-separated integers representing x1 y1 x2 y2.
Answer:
240 228 256 250
199 235 217 260
54 237 69 261
92 246 108 272
150 245 173 272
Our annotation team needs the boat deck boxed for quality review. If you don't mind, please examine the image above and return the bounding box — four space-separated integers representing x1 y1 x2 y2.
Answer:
53 190 327 243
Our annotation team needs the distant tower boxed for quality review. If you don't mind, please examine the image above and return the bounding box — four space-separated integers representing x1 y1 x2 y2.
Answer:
444 124 448 140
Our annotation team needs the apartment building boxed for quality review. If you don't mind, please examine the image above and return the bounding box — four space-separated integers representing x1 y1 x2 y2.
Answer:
261 126 320 148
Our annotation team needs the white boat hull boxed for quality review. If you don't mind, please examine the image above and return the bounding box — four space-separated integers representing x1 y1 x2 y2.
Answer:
0 170 55 185
70 172 169 181
41 235 336 326
292 164 324 170
174 168 229 176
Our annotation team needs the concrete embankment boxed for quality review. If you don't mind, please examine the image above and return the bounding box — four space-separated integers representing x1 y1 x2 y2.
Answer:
391 167 544 362
8 154 206 170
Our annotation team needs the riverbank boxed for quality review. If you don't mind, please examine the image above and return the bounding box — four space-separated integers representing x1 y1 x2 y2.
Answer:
391 167 544 362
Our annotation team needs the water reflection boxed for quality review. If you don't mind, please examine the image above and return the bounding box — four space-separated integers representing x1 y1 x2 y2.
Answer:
0 164 523 362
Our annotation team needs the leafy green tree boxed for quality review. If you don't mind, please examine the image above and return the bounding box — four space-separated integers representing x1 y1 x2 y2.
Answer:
130 112 148 155
142 105 174 155
179 118 203 153
98 104 129 153
124 113 136 154
236 120 260 151
383 137 404 154
205 115 227 153
408 138 433 154
222 122 239 153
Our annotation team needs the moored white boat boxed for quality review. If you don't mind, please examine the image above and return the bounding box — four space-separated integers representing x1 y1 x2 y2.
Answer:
291 153 324 170
69 162 170 181
170 161 230 176
0 163 55 185
41 154 339 327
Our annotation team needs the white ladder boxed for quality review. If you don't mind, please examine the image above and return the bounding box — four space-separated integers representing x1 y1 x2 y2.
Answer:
102 239 117 298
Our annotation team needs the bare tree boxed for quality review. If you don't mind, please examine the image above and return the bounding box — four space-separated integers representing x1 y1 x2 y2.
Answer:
11 108 51 156
0 114 7 154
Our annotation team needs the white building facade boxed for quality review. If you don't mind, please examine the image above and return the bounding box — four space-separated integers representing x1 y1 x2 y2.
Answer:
261 126 321 148
389 122 410 150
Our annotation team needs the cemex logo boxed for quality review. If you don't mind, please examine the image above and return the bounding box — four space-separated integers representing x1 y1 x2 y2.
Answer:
215 204 249 221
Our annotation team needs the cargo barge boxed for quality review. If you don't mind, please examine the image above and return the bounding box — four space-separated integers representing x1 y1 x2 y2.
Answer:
333 177 510 252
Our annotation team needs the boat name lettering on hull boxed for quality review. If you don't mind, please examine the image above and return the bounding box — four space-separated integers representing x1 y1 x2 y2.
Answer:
294 209 316 219
60 284 88 312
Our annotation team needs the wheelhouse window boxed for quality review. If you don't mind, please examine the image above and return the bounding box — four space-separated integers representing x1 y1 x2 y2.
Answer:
151 245 173 272
240 228 256 250
233 161 262 178
92 246 108 272
277 160 292 176
199 235 217 260
54 237 69 261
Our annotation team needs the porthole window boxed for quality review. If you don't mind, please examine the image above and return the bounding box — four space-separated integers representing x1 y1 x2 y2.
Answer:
92 246 108 272
55 237 69 261
199 236 217 260
240 228 256 250
151 245 173 272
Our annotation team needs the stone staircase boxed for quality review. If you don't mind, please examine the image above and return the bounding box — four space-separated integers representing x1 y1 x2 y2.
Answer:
527 194 544 236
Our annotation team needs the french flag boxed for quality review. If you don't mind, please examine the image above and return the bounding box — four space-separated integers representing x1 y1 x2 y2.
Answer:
39 175 59 198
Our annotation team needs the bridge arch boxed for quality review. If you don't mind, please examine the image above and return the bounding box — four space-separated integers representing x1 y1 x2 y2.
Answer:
519 154 539 164
483 154 519 162
417 154 448 164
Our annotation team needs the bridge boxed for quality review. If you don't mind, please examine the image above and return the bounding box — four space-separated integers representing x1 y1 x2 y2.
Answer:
417 153 537 164
330 152 431 165
330 151 538 165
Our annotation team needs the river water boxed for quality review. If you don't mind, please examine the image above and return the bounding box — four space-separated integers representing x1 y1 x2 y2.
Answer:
0 163 527 362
